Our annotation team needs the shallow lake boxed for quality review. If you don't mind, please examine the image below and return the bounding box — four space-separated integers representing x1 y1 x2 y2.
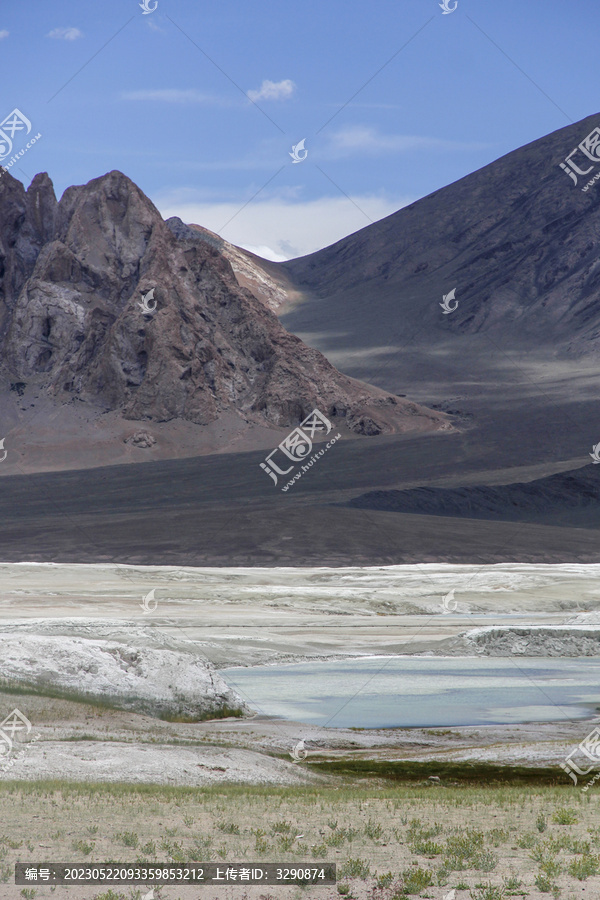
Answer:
222 657 600 728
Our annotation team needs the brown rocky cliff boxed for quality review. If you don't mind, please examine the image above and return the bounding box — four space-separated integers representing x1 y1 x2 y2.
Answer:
0 169 451 436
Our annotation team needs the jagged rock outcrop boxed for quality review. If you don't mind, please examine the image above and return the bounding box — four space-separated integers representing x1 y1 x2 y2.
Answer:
0 172 56 335
172 220 294 312
0 169 450 435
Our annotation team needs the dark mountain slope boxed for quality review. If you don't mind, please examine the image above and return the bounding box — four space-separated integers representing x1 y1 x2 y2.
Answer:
279 113 600 356
347 463 600 528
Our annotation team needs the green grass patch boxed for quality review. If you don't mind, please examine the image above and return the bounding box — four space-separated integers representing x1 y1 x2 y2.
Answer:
306 758 568 784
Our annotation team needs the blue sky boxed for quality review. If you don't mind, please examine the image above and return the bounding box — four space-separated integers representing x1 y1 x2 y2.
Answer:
0 0 597 259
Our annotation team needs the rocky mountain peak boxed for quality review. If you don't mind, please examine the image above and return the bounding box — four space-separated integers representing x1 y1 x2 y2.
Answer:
0 169 451 443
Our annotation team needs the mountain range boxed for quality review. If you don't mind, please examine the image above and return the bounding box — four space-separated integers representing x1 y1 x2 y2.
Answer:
0 113 599 564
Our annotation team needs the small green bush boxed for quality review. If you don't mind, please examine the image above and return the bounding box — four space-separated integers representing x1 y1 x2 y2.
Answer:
568 855 599 880
552 808 577 825
401 866 433 894
115 831 138 848
340 858 370 880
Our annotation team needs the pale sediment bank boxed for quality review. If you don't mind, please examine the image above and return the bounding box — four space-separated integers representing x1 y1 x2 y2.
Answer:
0 562 599 785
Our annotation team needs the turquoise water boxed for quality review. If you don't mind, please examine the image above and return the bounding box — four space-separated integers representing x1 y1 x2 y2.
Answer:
222 657 600 728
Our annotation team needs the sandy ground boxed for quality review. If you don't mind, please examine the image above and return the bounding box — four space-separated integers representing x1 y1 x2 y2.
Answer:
1 778 599 900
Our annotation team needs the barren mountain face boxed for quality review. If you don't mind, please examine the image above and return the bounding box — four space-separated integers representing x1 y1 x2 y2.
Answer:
0 169 449 438
279 113 600 354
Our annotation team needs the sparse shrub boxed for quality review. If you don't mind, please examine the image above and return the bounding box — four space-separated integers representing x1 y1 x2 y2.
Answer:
71 839 94 855
410 837 442 856
503 875 525 896
534 873 556 893
326 828 357 848
401 865 433 894
444 828 485 870
93 892 128 900
365 820 384 840
115 831 139 848
376 871 394 888
407 819 443 840
191 836 211 857
139 840 156 856
516 832 536 849
471 884 504 900
487 828 510 846
538 858 561 880
255 835 270 854
435 865 449 885
160 839 185 862
277 834 296 851
567 838 590 854
218 822 240 834
536 814 547 833
340 858 371 880
568 855 599 880
552 808 577 825
474 850 498 872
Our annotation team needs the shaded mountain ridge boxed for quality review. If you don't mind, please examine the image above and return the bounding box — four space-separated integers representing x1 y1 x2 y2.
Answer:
347 463 600 528
276 113 600 354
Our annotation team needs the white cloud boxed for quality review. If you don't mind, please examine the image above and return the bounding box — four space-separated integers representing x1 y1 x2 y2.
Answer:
47 27 83 40
0 30 9 40
325 125 490 157
121 89 228 105
247 79 296 102
239 245 289 263
156 192 411 260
